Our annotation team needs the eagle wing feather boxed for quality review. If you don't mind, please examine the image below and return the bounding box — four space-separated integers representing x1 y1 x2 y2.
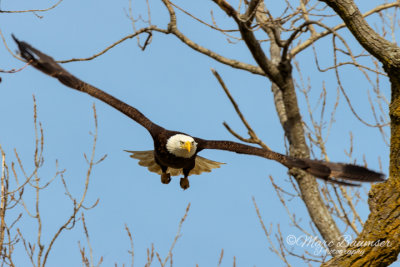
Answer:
195 139 385 185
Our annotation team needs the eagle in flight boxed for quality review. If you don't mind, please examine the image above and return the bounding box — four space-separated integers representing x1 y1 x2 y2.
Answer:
13 36 385 190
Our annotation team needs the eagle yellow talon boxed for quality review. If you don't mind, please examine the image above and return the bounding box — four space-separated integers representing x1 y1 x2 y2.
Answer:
161 173 171 184
180 177 190 190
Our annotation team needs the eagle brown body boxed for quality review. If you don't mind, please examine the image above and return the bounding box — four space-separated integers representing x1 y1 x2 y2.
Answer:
152 129 196 170
12 36 385 190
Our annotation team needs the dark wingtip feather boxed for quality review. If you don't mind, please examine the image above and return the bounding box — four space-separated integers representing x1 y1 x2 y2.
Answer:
12 36 71 85
12 35 37 62
330 163 386 182
291 158 386 185
11 34 18 43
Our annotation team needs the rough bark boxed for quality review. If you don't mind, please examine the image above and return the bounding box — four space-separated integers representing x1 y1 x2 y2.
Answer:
277 61 343 253
320 0 400 266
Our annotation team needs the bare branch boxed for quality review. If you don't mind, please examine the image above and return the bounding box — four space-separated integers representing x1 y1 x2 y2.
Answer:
125 224 134 267
162 203 190 266
291 2 400 57
211 69 270 150
0 0 63 14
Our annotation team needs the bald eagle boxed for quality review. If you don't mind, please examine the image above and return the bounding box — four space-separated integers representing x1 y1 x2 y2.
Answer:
12 36 385 190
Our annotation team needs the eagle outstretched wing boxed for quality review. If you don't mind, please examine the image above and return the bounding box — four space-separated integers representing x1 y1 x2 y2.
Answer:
195 139 385 186
125 150 225 176
12 35 162 134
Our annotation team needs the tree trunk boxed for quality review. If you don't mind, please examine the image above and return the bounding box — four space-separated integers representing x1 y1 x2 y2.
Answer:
320 0 400 265
253 3 343 252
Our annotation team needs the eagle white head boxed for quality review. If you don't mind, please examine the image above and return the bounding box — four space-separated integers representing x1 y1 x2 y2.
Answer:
166 134 197 158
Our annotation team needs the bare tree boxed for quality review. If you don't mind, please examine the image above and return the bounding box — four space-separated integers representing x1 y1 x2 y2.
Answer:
0 96 107 266
2 0 400 266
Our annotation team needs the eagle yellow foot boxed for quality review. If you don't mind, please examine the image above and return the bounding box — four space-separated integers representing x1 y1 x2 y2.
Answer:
161 173 171 184
180 177 190 190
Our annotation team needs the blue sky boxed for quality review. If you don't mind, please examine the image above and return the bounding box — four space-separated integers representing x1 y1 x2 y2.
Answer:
0 1 391 266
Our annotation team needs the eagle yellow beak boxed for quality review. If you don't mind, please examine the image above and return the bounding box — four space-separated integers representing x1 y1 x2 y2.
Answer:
183 141 191 152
